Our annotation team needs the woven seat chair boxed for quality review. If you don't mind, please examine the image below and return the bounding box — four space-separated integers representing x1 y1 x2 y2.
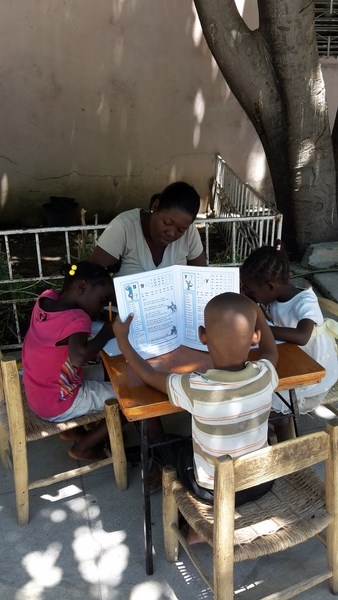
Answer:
0 356 127 525
162 423 338 599
316 297 338 417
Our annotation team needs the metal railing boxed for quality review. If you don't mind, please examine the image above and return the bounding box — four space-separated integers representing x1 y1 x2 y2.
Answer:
211 154 283 264
315 0 338 57
0 224 106 350
0 156 283 350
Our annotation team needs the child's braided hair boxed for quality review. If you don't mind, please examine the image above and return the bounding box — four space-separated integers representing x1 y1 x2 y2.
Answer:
240 240 289 284
60 260 120 291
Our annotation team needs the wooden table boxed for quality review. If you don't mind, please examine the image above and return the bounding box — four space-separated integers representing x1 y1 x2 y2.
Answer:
101 343 326 574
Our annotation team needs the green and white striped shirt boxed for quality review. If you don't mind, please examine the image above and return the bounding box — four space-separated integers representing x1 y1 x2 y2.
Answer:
166 359 278 490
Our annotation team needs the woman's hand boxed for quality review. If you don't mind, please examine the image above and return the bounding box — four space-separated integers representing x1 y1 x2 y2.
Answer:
113 314 134 341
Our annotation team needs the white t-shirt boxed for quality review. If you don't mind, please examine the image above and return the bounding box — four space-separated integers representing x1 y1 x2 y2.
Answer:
97 208 204 277
269 287 338 413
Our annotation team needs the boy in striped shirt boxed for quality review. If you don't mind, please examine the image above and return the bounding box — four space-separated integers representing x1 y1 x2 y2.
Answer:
113 293 278 516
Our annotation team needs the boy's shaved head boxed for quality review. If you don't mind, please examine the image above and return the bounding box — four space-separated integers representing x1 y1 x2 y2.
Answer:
203 292 257 357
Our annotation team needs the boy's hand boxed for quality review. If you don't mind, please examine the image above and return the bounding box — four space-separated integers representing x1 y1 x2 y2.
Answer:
112 313 169 394
113 314 134 340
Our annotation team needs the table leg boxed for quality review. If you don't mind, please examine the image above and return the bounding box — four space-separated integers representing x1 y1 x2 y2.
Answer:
140 419 153 575
274 389 299 438
288 388 300 437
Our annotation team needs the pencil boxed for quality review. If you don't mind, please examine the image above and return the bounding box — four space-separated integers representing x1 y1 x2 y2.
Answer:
108 301 112 323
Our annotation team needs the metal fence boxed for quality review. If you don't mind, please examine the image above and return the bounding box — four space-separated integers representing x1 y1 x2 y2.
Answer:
211 154 283 265
315 0 338 58
0 156 283 350
0 224 106 350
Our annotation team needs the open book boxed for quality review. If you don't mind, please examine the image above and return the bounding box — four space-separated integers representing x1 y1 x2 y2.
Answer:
113 264 240 359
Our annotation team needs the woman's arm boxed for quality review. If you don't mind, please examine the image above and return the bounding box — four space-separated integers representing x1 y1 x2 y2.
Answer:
91 245 120 269
187 251 207 266
270 319 315 345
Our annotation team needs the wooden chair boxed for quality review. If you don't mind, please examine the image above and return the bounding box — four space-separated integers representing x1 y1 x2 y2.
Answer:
0 356 127 525
162 423 338 599
318 296 338 319
316 296 338 417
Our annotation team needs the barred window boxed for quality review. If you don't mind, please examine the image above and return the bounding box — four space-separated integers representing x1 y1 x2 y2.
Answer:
315 1 338 57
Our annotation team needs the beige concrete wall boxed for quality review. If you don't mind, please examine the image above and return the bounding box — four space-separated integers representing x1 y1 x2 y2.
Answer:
2 1 335 227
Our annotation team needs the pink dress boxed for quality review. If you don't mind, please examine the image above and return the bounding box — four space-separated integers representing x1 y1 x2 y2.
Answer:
22 289 91 418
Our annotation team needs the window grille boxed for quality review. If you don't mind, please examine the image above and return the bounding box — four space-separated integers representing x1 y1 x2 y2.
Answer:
315 1 338 57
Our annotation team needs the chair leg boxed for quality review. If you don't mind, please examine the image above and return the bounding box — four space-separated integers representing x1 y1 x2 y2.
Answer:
214 456 236 599
12 442 29 525
0 424 10 468
104 399 127 491
1 359 30 524
326 422 338 593
162 466 179 562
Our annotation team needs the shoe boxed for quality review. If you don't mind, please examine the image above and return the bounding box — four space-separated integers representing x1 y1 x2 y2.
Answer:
148 464 162 494
68 443 108 462
59 426 87 441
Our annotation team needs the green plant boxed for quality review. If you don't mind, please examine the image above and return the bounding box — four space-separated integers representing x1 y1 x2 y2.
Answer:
211 249 243 265
0 249 40 347
72 208 98 261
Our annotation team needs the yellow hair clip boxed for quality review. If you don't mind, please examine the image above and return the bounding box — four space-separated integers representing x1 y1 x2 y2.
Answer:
69 264 77 276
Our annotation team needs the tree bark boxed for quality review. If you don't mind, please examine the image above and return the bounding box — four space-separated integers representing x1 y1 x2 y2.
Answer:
194 0 338 257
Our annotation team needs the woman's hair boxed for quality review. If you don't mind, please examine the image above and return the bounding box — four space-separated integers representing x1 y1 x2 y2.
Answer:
152 181 200 218
240 240 289 284
60 260 115 291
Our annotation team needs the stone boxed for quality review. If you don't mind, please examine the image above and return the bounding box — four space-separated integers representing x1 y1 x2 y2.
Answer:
313 273 338 304
301 242 338 269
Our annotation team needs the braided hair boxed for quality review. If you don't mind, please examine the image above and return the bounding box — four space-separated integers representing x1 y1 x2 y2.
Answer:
240 240 289 285
60 260 118 292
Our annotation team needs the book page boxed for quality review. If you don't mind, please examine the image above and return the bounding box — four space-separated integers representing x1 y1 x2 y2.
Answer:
178 266 240 350
114 265 240 358
113 267 181 359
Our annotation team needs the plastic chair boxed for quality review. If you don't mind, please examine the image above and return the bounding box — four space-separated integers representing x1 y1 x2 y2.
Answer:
162 423 338 599
0 356 127 525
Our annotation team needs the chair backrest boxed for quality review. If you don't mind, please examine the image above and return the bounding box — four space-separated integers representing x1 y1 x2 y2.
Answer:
213 425 338 566
231 429 331 491
0 357 27 449
318 297 338 318
214 427 335 501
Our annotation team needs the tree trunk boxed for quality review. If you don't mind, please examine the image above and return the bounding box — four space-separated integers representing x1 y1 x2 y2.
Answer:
194 0 338 257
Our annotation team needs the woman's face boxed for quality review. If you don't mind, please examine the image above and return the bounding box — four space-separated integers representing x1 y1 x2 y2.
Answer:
150 206 194 246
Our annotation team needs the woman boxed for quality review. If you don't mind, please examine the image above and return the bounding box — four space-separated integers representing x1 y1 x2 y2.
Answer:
91 181 206 490
91 181 206 274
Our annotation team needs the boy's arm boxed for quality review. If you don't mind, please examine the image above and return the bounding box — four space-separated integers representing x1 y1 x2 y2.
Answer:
113 315 169 394
255 305 278 367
